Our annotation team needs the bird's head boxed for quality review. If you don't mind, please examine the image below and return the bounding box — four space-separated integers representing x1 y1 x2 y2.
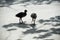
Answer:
24 10 27 13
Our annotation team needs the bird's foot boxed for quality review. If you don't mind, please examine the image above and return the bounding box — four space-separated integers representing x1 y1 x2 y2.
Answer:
19 22 25 24
19 22 23 24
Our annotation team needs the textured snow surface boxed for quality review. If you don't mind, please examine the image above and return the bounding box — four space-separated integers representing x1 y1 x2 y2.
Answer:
0 4 60 40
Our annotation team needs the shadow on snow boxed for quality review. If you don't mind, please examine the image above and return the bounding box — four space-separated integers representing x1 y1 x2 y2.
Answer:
33 28 60 39
3 23 30 29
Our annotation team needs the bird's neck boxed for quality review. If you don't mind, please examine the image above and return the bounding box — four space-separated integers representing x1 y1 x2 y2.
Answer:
24 12 27 13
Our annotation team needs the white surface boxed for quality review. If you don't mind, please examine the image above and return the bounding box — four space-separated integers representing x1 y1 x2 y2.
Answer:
0 3 60 40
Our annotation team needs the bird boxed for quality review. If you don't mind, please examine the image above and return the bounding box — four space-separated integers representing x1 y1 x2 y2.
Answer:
31 13 37 24
16 10 27 23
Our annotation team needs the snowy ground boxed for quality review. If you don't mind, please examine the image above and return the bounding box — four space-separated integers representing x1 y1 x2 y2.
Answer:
0 3 60 40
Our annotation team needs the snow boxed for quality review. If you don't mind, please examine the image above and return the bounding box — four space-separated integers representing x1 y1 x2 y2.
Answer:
0 3 60 40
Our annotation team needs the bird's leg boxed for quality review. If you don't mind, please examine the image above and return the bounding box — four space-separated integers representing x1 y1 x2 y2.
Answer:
21 18 23 23
19 18 20 23
19 18 22 23
33 19 35 24
31 18 33 23
32 18 35 24
34 19 36 24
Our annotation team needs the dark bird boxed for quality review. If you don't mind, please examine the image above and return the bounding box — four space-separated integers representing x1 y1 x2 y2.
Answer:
16 10 27 23
31 13 37 24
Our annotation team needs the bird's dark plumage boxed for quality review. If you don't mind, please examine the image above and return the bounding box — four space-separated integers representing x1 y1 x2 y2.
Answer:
31 13 37 19
16 10 27 18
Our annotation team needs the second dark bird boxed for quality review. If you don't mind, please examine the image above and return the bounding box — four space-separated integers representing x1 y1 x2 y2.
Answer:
31 13 37 24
